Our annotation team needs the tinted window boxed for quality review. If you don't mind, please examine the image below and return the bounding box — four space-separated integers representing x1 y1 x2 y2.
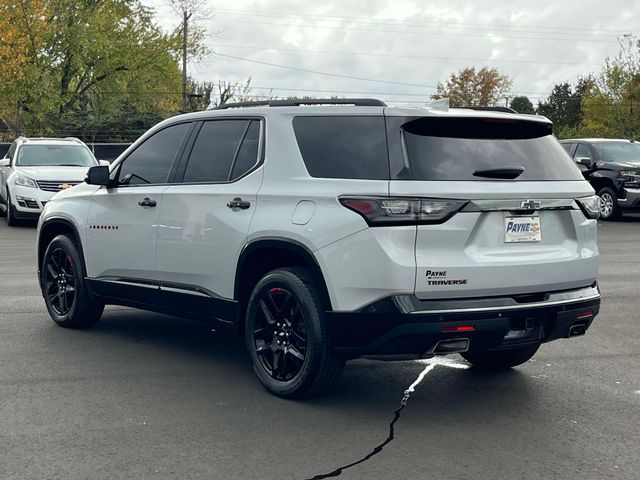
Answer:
183 120 248 183
561 143 575 155
402 117 583 181
575 144 593 161
118 123 191 185
231 120 261 180
293 116 388 179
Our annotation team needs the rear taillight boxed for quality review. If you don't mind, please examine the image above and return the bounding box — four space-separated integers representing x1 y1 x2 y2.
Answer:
339 197 468 226
575 195 600 219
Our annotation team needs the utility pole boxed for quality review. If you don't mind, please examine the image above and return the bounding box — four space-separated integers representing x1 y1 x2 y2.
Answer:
182 9 191 112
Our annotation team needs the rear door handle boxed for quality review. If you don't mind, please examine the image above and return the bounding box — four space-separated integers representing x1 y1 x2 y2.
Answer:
138 197 157 207
227 197 251 210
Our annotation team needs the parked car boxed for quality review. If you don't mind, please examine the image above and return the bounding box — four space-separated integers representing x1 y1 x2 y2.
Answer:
0 137 108 225
559 138 640 220
36 99 601 398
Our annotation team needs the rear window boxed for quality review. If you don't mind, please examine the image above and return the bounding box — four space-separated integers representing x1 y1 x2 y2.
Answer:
402 117 583 181
293 116 389 179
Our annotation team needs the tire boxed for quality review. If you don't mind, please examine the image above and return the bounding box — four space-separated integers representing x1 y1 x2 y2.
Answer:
6 190 19 226
245 267 344 398
461 343 540 370
597 187 621 220
41 234 104 328
0 193 6 218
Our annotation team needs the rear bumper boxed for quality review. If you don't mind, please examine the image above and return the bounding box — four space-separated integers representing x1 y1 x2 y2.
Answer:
326 285 601 356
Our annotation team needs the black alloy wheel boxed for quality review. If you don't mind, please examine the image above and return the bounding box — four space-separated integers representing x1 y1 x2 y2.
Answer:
44 247 77 316
41 235 103 328
245 267 344 398
253 286 308 381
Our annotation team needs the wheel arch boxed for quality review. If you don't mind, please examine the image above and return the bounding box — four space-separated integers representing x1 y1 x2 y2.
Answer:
234 237 332 335
38 218 87 281
590 175 617 194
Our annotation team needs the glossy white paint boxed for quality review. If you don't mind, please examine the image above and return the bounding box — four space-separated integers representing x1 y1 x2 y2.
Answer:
85 186 167 280
156 168 264 298
291 200 316 225
315 226 417 311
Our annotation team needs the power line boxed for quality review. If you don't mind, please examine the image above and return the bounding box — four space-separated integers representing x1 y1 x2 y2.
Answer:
211 19 622 44
211 8 637 37
211 43 603 67
212 52 438 88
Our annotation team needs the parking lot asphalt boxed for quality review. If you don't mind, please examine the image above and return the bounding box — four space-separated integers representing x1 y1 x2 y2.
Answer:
0 218 638 480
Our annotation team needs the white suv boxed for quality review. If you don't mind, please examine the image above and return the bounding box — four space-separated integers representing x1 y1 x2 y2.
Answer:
0 137 107 225
36 99 602 398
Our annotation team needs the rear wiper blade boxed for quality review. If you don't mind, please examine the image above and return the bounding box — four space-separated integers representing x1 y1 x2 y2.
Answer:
473 166 525 179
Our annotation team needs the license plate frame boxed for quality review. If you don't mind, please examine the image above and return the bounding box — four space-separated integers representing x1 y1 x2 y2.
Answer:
504 215 541 243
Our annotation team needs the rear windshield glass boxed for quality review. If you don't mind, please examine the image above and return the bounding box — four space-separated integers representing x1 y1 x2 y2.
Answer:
17 144 96 167
293 116 389 179
402 117 583 181
593 142 640 162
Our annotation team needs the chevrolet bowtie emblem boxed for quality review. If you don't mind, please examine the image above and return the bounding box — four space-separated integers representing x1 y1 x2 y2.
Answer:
520 199 541 210
58 183 71 190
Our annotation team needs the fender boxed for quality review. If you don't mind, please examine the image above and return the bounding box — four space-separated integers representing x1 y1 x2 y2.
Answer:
38 217 88 286
234 237 326 301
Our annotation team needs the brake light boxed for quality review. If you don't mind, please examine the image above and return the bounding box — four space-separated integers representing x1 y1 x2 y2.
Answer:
441 325 476 333
339 197 467 226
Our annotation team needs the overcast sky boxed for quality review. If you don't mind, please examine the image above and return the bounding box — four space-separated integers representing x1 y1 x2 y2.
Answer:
144 0 640 106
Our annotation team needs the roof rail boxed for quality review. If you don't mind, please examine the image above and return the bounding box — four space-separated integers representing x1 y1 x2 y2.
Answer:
214 98 387 109
454 106 518 114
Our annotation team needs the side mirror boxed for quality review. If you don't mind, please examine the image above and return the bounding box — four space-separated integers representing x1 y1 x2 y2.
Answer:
99 159 110 167
576 157 594 168
0 158 9 167
85 165 110 186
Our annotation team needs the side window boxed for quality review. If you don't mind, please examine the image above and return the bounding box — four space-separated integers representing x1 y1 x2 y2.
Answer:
293 116 389 180
575 144 593 161
561 143 574 155
117 123 191 185
231 120 261 180
182 120 249 183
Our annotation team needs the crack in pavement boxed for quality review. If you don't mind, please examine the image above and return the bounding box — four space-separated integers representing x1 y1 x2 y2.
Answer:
305 358 469 480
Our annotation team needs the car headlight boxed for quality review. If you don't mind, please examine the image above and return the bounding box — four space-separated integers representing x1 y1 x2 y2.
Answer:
576 195 601 219
14 174 38 188
620 170 640 182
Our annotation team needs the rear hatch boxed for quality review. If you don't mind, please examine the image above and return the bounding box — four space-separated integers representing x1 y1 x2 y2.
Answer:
386 113 599 300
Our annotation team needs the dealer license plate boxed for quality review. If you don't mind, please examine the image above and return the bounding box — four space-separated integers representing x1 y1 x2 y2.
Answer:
504 216 541 243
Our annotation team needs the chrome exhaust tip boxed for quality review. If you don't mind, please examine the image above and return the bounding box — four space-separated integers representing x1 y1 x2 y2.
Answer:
433 338 470 354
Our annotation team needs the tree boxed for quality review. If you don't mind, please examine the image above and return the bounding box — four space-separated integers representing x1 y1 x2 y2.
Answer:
0 0 189 139
579 35 640 138
509 96 535 114
431 67 513 107
211 78 254 107
536 78 594 135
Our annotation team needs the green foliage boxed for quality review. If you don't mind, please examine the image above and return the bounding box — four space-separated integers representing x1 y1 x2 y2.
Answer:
0 0 186 140
579 35 640 139
509 96 535 114
536 78 594 131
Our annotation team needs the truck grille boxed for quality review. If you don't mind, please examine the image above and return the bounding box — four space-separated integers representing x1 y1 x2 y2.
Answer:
36 181 81 192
